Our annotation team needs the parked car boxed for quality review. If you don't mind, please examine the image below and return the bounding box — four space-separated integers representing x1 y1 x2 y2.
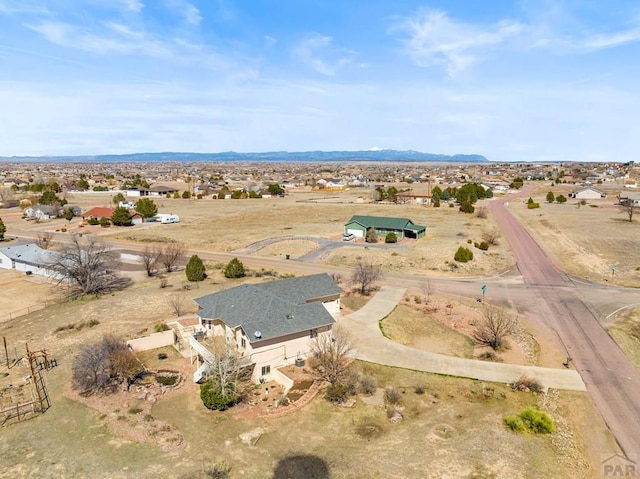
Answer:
342 233 356 241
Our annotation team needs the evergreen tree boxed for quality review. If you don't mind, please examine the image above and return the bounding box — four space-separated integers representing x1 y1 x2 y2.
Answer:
0 217 5 240
546 191 555 203
135 198 158 218
112 192 125 205
186 255 206 281
224 258 246 278
63 207 74 223
111 206 132 226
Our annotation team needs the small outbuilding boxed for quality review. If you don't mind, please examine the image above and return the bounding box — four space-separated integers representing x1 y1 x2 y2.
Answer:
344 215 426 240
568 187 606 200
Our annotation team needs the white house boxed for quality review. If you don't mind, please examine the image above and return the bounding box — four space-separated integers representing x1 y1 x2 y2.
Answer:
190 273 341 383
619 192 640 207
568 186 606 200
0 243 59 277
24 205 59 221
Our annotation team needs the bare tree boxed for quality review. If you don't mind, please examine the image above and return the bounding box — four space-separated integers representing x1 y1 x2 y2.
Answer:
472 306 518 351
329 272 342 285
0 186 13 203
351 259 383 295
72 334 141 395
475 206 488 219
482 229 500 246
619 199 638 222
139 245 161 277
47 234 131 297
200 336 252 410
36 232 54 249
167 294 185 317
421 280 431 304
161 242 186 273
308 325 354 385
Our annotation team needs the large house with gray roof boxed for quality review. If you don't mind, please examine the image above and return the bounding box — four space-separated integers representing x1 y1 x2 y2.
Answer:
190 273 341 383
344 215 426 240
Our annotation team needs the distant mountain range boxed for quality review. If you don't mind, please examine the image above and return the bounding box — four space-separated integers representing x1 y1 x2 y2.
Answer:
0 149 488 163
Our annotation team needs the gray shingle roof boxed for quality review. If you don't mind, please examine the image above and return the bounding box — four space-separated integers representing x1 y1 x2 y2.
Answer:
0 243 60 267
194 273 340 343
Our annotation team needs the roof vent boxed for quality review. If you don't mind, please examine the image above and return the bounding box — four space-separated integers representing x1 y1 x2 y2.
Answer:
254 331 262 339
286 314 294 320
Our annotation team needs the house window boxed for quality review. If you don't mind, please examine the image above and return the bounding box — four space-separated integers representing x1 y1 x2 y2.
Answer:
241 337 246 348
261 365 271 376
310 328 318 338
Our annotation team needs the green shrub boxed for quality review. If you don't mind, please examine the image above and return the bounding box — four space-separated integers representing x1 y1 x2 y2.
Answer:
223 258 245 278
186 254 206 281
204 459 231 479
154 321 170 332
384 232 397 244
527 202 540 209
504 415 526 432
519 408 555 433
467 239 473 244
478 241 489 251
200 378 241 411
454 246 474 263
556 195 567 203
325 382 349 404
459 202 475 214
504 407 555 434
128 407 143 414
449 203 454 208
87 218 100 225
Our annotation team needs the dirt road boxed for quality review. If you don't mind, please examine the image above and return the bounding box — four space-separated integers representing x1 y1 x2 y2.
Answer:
488 190 640 458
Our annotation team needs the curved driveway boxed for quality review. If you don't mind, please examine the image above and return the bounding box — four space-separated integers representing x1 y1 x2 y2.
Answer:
339 286 586 391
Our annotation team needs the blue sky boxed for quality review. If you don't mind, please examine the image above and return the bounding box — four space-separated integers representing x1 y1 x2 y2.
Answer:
1 1 640 161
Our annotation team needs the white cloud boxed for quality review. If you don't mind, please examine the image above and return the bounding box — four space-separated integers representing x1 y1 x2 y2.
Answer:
293 34 335 76
27 20 172 57
163 0 202 26
582 27 640 50
183 3 202 25
393 9 523 75
0 0 48 15
122 0 144 13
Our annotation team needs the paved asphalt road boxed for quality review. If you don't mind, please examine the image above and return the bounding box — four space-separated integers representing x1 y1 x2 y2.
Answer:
487 189 640 458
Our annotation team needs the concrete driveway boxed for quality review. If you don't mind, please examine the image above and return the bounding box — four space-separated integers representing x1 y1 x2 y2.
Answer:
339 286 586 392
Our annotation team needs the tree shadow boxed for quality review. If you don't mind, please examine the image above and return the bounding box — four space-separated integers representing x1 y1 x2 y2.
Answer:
273 454 330 479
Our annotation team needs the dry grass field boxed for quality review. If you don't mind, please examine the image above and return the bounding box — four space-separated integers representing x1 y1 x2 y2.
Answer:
510 184 640 287
0 270 56 322
56 190 512 277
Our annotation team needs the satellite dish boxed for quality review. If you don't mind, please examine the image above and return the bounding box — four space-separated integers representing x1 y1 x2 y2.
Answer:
254 331 262 339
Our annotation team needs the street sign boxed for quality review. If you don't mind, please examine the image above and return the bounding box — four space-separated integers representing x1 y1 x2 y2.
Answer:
481 285 487 292
611 266 618 271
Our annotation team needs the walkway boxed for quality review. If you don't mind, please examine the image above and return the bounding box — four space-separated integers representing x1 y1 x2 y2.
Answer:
339 286 586 391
